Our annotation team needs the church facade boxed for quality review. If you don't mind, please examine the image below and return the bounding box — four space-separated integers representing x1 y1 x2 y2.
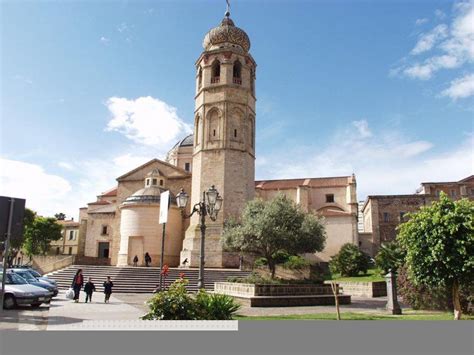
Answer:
78 10 359 268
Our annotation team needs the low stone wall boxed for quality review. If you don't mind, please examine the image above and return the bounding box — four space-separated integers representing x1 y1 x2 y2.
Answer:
324 281 387 298
214 282 350 307
31 255 75 274
214 282 338 297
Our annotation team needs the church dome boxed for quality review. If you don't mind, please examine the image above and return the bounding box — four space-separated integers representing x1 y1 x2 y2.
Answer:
203 14 250 52
123 186 165 205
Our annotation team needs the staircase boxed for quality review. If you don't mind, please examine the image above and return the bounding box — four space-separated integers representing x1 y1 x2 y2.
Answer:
47 265 251 293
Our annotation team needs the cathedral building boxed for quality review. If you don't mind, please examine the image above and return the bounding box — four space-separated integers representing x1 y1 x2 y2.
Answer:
78 9 359 268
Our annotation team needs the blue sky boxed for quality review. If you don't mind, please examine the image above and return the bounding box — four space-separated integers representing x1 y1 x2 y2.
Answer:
1 0 473 218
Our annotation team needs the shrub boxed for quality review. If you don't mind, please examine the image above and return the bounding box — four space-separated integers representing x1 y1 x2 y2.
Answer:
375 242 406 275
397 265 473 314
282 255 310 270
195 291 241 320
141 279 197 320
329 243 371 277
226 272 282 285
254 257 268 267
272 250 291 264
142 279 242 320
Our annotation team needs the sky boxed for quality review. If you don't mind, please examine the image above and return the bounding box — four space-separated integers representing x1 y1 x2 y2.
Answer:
1 0 473 219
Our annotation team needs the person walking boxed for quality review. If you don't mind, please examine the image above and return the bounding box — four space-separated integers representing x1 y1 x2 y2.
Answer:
133 255 139 267
84 277 96 303
71 269 84 303
144 252 151 267
103 276 114 303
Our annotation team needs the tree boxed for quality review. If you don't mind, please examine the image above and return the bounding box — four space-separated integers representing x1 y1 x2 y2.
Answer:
54 212 66 220
375 241 406 275
222 194 326 278
397 193 474 320
329 243 371 277
23 216 63 257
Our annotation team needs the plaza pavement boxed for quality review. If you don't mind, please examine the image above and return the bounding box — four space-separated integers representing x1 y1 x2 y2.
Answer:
0 291 395 331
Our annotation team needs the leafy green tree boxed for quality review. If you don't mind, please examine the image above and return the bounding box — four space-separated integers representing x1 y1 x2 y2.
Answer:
375 241 406 275
222 194 326 278
397 193 474 320
23 216 63 257
329 243 371 277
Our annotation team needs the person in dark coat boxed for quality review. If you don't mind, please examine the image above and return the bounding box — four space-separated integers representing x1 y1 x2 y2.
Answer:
84 277 96 303
133 255 139 267
144 252 151 267
71 269 84 303
103 276 114 303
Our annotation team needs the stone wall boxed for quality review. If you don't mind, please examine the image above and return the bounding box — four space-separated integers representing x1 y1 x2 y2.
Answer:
214 282 338 297
325 280 387 298
31 255 75 274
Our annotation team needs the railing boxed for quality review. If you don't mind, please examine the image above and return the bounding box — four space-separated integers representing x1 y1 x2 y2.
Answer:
233 77 242 85
211 77 220 84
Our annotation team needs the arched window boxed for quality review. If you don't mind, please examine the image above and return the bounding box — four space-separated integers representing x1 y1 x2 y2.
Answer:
195 115 201 145
198 67 202 89
211 60 220 83
233 60 242 84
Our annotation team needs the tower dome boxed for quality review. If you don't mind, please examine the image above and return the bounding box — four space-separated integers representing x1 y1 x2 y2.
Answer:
202 12 250 52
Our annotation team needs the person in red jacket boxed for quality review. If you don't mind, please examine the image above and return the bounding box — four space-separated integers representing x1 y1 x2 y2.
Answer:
71 269 84 303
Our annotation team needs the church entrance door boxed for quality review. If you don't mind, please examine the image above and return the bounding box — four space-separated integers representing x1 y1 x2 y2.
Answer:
98 242 110 258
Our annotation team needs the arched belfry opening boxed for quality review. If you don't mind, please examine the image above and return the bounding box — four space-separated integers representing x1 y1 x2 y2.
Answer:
211 60 220 83
233 60 242 84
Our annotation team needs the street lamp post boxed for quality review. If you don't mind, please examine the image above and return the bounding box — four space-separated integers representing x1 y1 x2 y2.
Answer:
176 185 223 290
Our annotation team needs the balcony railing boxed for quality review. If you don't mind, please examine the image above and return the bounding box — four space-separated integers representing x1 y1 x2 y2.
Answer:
233 77 242 85
211 77 220 84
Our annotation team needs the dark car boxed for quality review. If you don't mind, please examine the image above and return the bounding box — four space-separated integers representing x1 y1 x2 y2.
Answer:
25 268 57 286
9 269 58 297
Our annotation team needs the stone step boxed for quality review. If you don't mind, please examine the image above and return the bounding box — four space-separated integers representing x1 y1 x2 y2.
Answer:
48 265 251 293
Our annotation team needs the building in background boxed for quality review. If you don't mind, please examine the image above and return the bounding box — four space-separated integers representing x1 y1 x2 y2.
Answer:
360 175 474 256
50 219 81 256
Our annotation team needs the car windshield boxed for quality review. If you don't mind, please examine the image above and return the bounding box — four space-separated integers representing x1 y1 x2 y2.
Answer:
0 272 28 285
28 269 42 278
15 271 37 282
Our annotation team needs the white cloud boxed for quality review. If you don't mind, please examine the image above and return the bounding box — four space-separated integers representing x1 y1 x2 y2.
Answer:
411 24 448 55
415 18 429 26
256 122 471 200
352 120 372 138
435 9 446 20
58 162 74 170
100 36 110 44
441 73 474 99
0 158 72 217
105 96 192 151
395 1 474 90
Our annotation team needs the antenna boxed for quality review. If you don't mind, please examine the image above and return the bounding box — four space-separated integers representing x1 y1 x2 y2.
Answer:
225 0 230 17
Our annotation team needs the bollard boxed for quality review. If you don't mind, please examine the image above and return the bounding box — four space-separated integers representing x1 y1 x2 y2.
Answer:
385 269 402 315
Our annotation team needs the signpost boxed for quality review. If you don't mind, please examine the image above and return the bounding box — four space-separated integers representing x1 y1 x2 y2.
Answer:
0 196 26 313
158 191 170 291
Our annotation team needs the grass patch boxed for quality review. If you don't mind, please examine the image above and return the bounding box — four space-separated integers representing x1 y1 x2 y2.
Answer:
235 312 474 321
328 268 385 282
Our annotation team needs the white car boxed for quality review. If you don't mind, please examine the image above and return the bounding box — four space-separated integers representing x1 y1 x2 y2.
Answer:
1 271 52 309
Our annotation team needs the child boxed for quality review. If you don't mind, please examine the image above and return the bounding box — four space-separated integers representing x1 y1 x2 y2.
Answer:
103 276 114 303
84 277 96 303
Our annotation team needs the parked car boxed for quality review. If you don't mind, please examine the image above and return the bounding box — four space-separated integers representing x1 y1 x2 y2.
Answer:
1 271 52 309
24 268 57 286
9 268 58 297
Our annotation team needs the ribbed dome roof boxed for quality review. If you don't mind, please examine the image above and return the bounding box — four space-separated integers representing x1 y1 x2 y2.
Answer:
123 186 176 205
203 14 250 52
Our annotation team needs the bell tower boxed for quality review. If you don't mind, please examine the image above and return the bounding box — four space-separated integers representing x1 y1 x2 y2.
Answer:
180 7 256 268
